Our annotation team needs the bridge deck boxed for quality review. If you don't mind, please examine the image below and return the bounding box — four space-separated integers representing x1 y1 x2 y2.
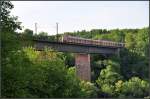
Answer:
33 39 123 48
33 39 122 54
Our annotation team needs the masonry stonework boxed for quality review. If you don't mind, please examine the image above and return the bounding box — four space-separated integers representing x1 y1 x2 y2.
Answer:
75 53 91 81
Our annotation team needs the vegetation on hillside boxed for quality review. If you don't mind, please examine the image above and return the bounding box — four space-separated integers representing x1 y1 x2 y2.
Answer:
1 1 149 98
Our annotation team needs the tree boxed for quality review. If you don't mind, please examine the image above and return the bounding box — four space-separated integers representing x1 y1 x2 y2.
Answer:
116 77 149 98
23 29 33 36
0 1 21 32
1 1 23 97
1 1 22 54
38 31 48 36
125 32 136 49
96 60 123 97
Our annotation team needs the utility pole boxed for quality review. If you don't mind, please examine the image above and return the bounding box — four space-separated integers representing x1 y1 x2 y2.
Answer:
56 22 58 42
35 23 37 34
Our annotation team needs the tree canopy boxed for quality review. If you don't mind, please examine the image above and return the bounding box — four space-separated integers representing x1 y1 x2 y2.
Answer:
1 1 149 98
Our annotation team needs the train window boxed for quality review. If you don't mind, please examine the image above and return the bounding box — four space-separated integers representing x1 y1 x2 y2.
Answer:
94 41 97 45
79 40 82 43
92 41 94 45
79 39 81 43
93 41 95 45
101 42 103 46
98 41 100 45
70 39 72 42
77 39 79 43
72 39 74 43
68 38 70 42
119 43 121 47
86 40 88 45
87 40 89 45
96 41 99 45
113 43 115 46
104 42 106 46
89 40 92 45
82 39 84 44
106 42 108 46
79 39 81 44
89 40 91 45
108 42 110 46
89 41 92 45
116 43 118 46
76 39 78 43
93 41 94 45
72 38 75 43
110 42 113 46
102 42 104 46
77 39 78 43
105 42 107 46
103 42 105 46
99 41 102 45
110 42 112 46
84 40 86 44
85 40 87 44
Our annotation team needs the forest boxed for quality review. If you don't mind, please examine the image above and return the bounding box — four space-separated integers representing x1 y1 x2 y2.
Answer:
1 1 150 98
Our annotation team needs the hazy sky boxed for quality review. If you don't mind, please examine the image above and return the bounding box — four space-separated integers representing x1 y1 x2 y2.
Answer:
11 1 149 35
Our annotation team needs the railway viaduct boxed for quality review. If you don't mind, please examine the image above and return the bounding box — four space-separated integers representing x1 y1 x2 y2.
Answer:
33 39 123 82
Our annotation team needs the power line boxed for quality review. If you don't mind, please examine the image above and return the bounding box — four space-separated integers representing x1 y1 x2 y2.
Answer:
35 23 37 34
56 22 58 41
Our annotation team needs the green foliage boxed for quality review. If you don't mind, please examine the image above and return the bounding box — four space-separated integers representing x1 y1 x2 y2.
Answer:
116 77 150 98
63 52 75 67
60 27 149 98
66 67 98 98
1 1 22 56
22 47 86 98
1 1 149 98
125 32 136 49
23 29 33 36
1 1 94 97
0 1 21 32
2 50 32 97
79 81 98 98
96 60 123 97
3 46 95 98
96 60 149 98
38 31 48 36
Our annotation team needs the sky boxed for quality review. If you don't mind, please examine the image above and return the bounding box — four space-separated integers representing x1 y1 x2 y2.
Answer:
11 1 149 35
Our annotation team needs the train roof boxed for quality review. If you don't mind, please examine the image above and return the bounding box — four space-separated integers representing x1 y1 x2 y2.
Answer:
63 35 124 44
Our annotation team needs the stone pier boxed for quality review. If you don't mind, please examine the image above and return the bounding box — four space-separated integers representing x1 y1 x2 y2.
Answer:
75 53 91 81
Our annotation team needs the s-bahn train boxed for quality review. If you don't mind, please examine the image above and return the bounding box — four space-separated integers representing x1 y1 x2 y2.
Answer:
61 35 125 47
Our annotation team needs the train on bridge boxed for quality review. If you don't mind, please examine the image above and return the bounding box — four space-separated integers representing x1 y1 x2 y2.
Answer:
61 35 125 47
